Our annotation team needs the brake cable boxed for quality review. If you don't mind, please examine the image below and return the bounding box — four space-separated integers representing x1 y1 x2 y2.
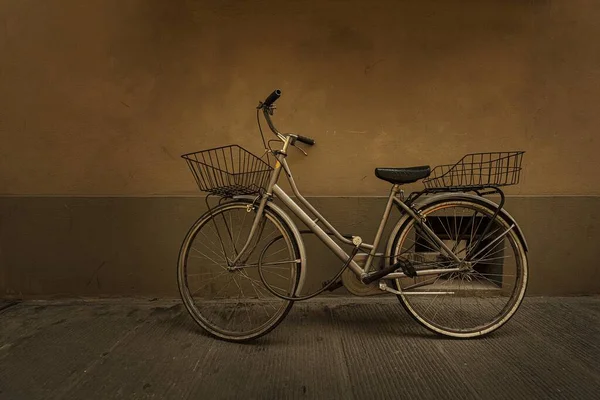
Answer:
255 234 361 301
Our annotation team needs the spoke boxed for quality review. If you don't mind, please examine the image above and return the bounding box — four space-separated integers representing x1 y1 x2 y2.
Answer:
238 270 267 297
451 212 463 253
456 227 502 258
453 210 476 254
197 228 229 261
471 271 502 293
432 215 458 259
439 213 454 242
469 210 478 247
398 241 417 257
227 210 236 255
189 247 228 268
471 271 506 288
242 218 270 259
396 204 523 331
239 270 276 317
259 227 281 244
240 272 288 295
224 296 242 329
428 272 457 321
473 254 511 263
198 227 225 255
231 274 253 327
209 274 237 299
470 246 511 269
471 242 506 265
187 271 229 277
418 271 451 315
231 288 245 329
471 275 484 322
473 263 509 269
207 212 232 263
220 212 236 252
475 272 516 277
462 226 503 255
459 271 464 314
402 274 442 290
466 212 487 252
234 208 249 249
407 227 442 253
403 236 440 254
261 268 292 280
409 261 448 269
188 254 220 263
231 273 245 298
453 208 458 248
220 280 240 329
239 271 278 312
408 228 436 257
472 245 509 261
198 229 230 263
470 273 503 314
263 246 289 258
469 226 514 261
191 270 230 296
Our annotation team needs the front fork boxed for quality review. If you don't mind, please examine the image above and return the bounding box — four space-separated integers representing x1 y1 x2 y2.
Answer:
228 138 291 267
226 197 269 267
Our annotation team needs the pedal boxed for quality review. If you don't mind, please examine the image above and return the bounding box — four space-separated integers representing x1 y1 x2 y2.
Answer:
322 279 343 292
400 261 417 278
361 258 415 284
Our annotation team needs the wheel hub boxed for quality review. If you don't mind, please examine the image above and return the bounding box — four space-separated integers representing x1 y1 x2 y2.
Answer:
459 260 473 271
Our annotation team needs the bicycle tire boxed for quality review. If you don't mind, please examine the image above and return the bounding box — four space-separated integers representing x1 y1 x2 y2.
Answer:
177 199 301 342
389 198 528 338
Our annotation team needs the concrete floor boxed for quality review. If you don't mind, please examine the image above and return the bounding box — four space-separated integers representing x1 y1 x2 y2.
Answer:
1 297 599 400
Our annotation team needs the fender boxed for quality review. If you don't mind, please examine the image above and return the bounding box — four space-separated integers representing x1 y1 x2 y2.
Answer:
232 195 307 294
385 192 528 262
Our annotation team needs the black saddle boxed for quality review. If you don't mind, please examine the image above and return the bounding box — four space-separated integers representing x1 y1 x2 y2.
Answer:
375 166 431 184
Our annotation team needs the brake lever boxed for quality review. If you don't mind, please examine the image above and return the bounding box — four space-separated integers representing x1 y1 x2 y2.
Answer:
256 102 276 115
292 143 308 156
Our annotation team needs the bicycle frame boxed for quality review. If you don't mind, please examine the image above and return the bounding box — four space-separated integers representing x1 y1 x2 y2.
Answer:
230 135 463 283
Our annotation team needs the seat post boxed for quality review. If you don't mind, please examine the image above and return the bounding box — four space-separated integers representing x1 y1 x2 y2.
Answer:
363 184 401 274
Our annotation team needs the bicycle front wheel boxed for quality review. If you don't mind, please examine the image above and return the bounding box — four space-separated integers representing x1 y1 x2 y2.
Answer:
177 200 301 342
390 198 528 338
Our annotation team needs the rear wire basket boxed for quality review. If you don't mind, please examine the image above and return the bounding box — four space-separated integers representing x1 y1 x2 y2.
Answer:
182 145 273 197
423 151 524 190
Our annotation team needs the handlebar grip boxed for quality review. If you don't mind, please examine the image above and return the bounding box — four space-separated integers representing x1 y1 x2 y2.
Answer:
263 89 281 107
296 135 315 146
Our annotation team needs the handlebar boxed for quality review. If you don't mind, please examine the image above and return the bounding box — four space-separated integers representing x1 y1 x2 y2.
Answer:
259 89 315 146
262 89 281 107
295 134 315 146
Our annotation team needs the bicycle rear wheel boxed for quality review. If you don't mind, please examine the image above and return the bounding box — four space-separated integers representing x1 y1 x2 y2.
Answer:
390 198 528 338
177 200 301 342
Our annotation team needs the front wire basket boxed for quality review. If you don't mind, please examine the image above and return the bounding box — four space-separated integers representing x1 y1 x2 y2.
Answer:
423 151 525 190
182 145 273 197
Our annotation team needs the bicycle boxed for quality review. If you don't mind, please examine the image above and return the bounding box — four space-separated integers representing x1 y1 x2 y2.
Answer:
177 89 529 342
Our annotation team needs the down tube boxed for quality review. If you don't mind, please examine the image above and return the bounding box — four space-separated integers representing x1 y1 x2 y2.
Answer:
271 185 365 278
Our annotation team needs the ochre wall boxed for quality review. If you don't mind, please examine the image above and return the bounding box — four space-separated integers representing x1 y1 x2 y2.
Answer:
1 0 599 196
1 1 599 297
